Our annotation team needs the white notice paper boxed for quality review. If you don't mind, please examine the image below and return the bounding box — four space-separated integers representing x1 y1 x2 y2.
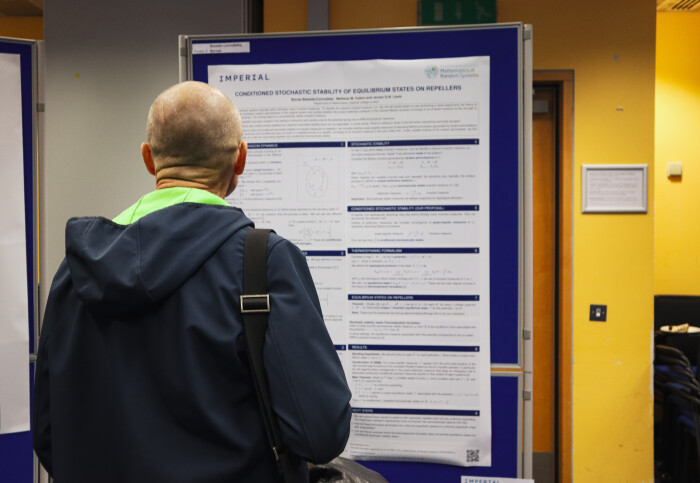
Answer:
213 56 492 467
582 164 648 213
0 52 30 434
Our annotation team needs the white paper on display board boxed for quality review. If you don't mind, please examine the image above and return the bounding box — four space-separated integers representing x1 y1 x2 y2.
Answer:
0 52 30 434
212 56 492 467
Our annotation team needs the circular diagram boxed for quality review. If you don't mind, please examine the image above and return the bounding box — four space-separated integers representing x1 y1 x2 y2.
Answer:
306 166 328 198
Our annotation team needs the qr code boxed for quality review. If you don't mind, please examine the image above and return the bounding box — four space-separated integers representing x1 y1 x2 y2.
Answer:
466 449 480 463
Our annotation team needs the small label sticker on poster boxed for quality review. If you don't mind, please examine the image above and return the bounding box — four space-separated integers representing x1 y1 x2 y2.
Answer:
582 164 648 213
192 42 250 55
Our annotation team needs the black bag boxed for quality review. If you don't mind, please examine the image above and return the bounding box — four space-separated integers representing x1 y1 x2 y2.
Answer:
241 228 388 483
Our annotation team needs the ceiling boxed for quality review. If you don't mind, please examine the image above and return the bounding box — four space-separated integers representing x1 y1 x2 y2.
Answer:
0 0 698 17
658 0 700 11
0 0 42 16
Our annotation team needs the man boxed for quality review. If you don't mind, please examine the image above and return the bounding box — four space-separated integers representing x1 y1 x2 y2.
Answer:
33 81 352 482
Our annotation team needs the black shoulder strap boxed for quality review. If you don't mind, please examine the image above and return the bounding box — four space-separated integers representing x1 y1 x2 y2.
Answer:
241 228 300 483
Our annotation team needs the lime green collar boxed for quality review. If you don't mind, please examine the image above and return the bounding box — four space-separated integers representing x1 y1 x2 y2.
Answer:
113 187 229 225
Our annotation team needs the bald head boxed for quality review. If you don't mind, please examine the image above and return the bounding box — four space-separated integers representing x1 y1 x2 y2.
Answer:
142 81 246 197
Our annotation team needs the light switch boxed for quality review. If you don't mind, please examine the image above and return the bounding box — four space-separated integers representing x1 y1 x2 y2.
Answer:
667 162 683 178
590 304 607 322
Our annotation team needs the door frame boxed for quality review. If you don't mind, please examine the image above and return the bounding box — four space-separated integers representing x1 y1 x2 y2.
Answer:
533 70 574 483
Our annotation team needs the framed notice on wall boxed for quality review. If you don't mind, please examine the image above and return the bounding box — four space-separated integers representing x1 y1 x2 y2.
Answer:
582 164 648 214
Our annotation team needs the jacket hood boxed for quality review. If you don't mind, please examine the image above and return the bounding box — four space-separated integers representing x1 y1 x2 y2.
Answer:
65 203 252 315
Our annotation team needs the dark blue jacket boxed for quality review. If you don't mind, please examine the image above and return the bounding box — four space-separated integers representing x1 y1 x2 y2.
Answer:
33 202 352 482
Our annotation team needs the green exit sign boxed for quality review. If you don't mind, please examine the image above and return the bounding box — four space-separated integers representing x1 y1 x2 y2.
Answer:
419 0 497 25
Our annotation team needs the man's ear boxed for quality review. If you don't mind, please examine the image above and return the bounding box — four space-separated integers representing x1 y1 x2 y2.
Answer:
141 143 156 176
234 141 247 175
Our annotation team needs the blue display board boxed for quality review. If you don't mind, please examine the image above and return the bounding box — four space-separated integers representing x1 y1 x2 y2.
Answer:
0 37 38 483
184 24 527 479
186 25 523 366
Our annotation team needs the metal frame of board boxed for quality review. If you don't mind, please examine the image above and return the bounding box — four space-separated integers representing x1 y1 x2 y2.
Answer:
0 35 42 483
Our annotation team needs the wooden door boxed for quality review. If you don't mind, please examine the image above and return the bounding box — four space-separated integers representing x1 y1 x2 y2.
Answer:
532 84 557 483
532 72 573 483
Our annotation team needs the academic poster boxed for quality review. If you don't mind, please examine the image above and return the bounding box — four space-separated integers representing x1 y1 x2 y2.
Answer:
0 52 30 435
212 56 492 467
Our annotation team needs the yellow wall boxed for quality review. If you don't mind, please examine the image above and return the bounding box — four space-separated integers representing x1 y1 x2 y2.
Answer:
329 0 418 30
265 0 308 32
265 1 657 481
498 2 656 481
655 13 700 294
265 0 418 32
0 17 43 40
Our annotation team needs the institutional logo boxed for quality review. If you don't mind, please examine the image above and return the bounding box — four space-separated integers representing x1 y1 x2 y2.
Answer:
426 64 475 80
218 73 270 82
425 65 440 79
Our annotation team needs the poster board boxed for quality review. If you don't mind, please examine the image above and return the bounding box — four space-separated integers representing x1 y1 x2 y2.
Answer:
0 36 39 483
181 24 531 479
